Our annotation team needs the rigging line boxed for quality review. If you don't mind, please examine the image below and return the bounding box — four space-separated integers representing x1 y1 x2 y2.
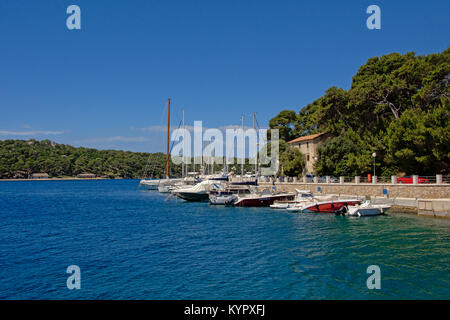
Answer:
167 118 183 176
254 114 262 130
141 102 168 179
169 119 183 154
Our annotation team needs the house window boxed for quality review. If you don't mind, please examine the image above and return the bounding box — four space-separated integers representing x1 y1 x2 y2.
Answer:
307 142 309 149
307 154 310 161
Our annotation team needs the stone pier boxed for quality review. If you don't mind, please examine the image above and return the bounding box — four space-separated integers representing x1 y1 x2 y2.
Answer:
258 182 450 218
261 182 450 199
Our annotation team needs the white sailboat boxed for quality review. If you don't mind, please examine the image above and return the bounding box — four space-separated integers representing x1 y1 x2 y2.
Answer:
139 179 161 190
157 98 184 193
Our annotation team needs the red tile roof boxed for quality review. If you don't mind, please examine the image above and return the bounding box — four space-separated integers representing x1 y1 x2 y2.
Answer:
287 132 327 144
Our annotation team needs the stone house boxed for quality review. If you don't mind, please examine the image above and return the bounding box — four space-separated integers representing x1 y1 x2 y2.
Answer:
287 132 330 174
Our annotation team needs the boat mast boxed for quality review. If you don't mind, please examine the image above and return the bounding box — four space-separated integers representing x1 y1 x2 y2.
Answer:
241 114 244 181
253 112 257 176
182 109 185 178
166 98 170 179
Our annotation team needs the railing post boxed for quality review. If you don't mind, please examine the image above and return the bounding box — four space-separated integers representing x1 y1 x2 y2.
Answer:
313 176 319 184
436 174 443 184
276 177 280 183
303 176 307 183
372 176 377 184
293 177 297 183
355 176 360 184
339 176 345 184
391 175 397 184
326 176 330 184
412 175 419 185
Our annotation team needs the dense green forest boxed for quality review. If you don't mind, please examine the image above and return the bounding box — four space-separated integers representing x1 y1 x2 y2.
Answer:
271 48 450 177
0 139 179 179
0 139 258 179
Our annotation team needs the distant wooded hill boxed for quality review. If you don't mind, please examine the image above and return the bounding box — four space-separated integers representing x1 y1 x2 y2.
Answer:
0 139 175 179
0 139 257 179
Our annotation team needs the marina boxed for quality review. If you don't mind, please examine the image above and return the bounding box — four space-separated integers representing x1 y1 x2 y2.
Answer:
0 1 448 305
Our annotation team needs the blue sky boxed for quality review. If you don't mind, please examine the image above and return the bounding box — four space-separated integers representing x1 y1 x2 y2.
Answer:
0 0 448 152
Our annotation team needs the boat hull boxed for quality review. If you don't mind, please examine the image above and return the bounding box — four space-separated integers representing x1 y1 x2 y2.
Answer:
158 185 171 193
347 205 390 216
140 180 160 190
209 194 238 205
234 194 295 207
300 200 361 213
143 184 158 190
176 192 210 202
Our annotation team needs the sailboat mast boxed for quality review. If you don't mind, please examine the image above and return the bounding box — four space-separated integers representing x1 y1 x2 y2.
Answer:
182 109 185 178
241 114 244 180
253 112 257 176
166 98 171 179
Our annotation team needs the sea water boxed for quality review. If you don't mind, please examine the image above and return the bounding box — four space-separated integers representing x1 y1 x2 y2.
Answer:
0 179 449 299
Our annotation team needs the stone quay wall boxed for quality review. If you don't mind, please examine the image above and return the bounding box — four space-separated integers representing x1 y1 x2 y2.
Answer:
259 182 450 199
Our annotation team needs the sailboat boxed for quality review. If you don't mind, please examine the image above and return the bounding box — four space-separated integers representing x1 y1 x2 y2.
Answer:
139 179 161 190
140 99 173 190
157 98 183 193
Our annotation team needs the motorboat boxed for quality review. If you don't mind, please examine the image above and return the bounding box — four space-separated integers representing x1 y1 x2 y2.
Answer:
344 201 391 217
139 179 160 190
173 180 219 202
233 189 295 207
209 191 239 205
287 197 362 213
209 184 253 205
270 189 314 209
157 178 183 193
169 180 199 195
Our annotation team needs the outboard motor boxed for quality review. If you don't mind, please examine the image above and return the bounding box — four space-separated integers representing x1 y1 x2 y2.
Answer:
335 205 348 216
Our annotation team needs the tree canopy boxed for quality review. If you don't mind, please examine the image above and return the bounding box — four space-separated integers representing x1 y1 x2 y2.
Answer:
269 48 450 176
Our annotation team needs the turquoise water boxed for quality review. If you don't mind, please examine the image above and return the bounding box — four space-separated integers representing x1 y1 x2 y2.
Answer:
0 179 449 299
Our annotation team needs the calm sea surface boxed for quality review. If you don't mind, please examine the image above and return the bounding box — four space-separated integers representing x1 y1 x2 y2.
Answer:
0 179 449 299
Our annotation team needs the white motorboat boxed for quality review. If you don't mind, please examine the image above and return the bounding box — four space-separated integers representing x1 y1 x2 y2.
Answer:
174 180 218 202
209 191 239 205
270 189 314 209
209 183 254 205
208 183 252 205
233 189 296 207
345 201 391 216
158 184 171 193
158 178 183 193
139 179 160 190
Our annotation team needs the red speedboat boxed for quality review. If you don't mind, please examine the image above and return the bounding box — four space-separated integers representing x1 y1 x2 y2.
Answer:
286 198 362 213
